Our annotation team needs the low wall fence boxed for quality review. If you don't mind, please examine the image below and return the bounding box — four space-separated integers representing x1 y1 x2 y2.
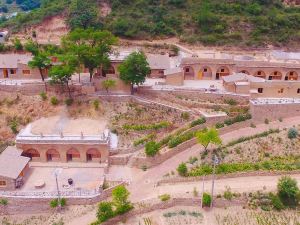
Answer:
0 182 126 215
101 197 246 225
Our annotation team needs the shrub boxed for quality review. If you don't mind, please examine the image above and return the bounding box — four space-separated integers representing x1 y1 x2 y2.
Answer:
123 121 171 131
145 141 160 157
93 99 100 110
9 119 18 134
181 112 190 120
215 122 224 129
133 133 156 147
50 198 66 208
223 187 233 201
65 98 73 106
50 96 59 105
190 117 206 127
0 199 8 205
224 113 252 126
269 193 284 211
159 194 171 201
96 201 114 223
177 163 188 176
112 185 133 215
39 92 47 101
277 176 300 207
202 193 211 207
193 187 198 197
168 130 195 148
264 118 269 124
224 98 237 105
288 128 298 139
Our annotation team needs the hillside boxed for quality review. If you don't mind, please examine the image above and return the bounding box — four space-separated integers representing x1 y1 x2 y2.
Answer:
2 0 300 48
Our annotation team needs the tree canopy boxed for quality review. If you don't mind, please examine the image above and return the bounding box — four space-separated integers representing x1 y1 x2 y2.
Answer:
196 128 222 151
118 51 150 94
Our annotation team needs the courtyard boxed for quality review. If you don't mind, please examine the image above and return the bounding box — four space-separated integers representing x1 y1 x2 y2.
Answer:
19 167 105 193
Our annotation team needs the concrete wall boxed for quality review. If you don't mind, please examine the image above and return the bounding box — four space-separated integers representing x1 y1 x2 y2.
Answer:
250 102 300 122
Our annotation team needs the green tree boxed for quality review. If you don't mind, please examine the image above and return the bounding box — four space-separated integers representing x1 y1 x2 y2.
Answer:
62 28 118 82
102 79 116 93
24 40 39 56
196 128 222 152
145 141 160 157
177 163 188 176
28 52 51 81
277 176 300 207
13 38 23 51
112 185 133 215
96 201 114 223
118 51 150 95
49 55 76 98
67 0 99 30
202 192 212 207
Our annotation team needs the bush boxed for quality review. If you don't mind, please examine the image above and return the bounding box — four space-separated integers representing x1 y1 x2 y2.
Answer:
264 118 269 124
93 99 100 110
224 98 237 105
202 193 211 207
215 122 225 129
223 187 233 201
65 98 73 106
269 193 284 211
145 141 160 157
288 128 298 139
277 176 300 207
177 163 188 176
50 96 59 105
9 119 18 134
123 121 171 131
50 198 66 208
159 194 171 201
181 112 190 120
0 199 8 205
39 92 47 101
190 117 206 128
224 113 252 126
112 185 133 215
96 202 114 223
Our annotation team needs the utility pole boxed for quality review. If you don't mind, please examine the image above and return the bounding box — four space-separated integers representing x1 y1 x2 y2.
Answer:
54 168 62 210
210 155 219 208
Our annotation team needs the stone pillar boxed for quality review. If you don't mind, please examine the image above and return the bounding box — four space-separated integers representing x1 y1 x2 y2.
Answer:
81 150 87 162
61 149 67 163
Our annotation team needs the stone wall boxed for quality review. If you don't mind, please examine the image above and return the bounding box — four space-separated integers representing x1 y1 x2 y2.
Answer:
250 102 300 122
0 83 45 95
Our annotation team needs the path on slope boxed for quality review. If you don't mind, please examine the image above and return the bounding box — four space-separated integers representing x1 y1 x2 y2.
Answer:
66 116 300 225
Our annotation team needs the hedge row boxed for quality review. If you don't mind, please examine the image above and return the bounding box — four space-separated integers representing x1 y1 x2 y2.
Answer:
123 121 171 131
188 156 300 177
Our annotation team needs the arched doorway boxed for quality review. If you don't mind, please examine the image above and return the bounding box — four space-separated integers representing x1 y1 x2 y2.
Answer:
285 71 298 81
102 65 115 77
46 149 60 162
66 149 80 162
198 66 212 80
86 149 101 162
239 70 250 75
22 149 40 160
216 66 230 80
183 66 195 80
254 71 266 79
268 71 282 80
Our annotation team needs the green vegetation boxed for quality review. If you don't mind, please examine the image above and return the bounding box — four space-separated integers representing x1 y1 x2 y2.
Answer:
277 176 300 207
159 194 171 202
39 91 47 101
93 99 100 110
188 156 300 177
119 51 151 95
145 141 160 157
0 199 8 206
190 117 206 128
133 133 156 147
123 121 170 131
288 128 299 139
50 198 66 208
95 186 133 224
3 0 300 47
177 163 188 176
196 128 222 152
202 193 211 207
102 79 116 94
50 96 59 105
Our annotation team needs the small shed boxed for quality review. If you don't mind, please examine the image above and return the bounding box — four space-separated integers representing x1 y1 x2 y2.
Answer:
0 146 30 191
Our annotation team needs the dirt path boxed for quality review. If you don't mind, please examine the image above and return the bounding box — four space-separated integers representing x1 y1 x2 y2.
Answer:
66 116 300 225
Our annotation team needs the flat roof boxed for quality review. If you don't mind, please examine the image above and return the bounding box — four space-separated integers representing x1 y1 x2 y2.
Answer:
0 147 30 179
0 54 32 69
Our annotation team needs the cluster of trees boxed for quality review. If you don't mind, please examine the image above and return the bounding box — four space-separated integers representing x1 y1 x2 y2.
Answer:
24 28 150 98
94 185 133 224
2 0 300 47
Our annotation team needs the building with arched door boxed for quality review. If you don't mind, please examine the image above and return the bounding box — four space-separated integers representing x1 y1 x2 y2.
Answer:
16 117 111 164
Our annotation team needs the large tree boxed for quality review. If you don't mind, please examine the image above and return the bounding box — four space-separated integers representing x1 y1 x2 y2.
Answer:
118 51 150 95
48 55 76 98
26 40 51 82
62 28 118 82
196 128 222 152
